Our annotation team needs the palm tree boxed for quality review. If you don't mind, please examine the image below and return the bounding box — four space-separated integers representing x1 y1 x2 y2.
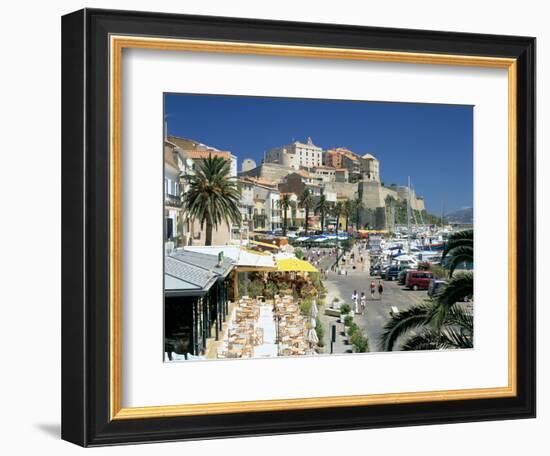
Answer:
279 193 293 237
441 229 474 276
332 201 344 232
343 199 354 232
315 194 329 233
353 196 363 230
432 229 474 325
181 154 241 246
298 189 314 235
379 302 473 351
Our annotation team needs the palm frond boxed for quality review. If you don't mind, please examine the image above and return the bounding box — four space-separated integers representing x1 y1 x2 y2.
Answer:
445 304 474 333
379 304 432 351
438 326 473 349
432 272 473 327
446 248 474 276
400 330 441 351
441 229 473 261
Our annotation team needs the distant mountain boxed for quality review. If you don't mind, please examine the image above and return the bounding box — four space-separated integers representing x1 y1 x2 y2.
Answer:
445 207 473 224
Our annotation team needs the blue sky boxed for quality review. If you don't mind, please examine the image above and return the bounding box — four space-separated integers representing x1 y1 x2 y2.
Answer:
165 94 473 214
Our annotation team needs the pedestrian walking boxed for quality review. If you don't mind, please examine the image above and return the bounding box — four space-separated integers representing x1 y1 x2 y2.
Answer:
351 290 359 314
378 280 384 300
370 281 376 300
360 292 367 313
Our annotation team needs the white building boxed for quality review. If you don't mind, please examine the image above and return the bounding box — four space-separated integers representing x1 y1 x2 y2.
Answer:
241 158 257 173
264 137 323 170
361 153 381 182
164 141 193 250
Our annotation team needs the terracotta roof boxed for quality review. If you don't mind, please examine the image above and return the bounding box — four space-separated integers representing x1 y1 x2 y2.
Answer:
342 152 358 161
312 165 336 171
183 149 234 160
328 147 359 161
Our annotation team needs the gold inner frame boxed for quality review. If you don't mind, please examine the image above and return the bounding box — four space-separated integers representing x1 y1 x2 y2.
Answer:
109 35 518 420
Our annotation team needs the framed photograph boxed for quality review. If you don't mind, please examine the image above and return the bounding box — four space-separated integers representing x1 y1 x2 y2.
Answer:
61 8 536 447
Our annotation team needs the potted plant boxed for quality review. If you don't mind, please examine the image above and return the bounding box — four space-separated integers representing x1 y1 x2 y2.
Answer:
351 332 370 353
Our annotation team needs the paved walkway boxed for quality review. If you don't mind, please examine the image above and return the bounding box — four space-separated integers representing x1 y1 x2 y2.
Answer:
254 305 278 357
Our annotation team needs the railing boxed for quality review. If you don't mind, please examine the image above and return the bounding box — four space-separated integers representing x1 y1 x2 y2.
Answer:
165 194 182 207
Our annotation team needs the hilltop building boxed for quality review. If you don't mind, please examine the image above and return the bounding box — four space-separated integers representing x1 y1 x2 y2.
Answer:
241 158 257 173
278 170 322 197
264 137 323 170
166 133 427 236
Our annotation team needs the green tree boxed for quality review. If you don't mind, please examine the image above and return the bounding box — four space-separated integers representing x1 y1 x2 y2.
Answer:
351 331 370 353
379 302 473 351
352 196 363 230
343 199 354 232
442 229 474 276
298 189 315 235
433 229 474 325
315 194 330 233
182 154 241 246
315 317 325 348
340 303 351 315
332 201 344 232
279 193 293 237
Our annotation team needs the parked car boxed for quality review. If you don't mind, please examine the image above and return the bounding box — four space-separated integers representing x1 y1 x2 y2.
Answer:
397 269 409 285
370 265 382 277
428 279 448 297
386 265 410 281
406 270 435 290
384 265 399 281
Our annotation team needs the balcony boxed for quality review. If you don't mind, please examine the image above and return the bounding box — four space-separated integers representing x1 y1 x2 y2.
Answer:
165 193 182 208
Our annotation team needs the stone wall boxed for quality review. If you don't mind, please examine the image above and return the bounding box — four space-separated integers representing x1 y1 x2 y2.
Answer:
239 163 293 183
382 185 425 212
358 181 384 209
324 181 358 199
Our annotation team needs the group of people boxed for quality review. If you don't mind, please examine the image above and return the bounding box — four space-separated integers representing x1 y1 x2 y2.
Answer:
305 247 336 268
351 281 384 314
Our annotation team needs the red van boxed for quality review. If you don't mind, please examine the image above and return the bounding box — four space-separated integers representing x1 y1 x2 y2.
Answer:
405 270 435 291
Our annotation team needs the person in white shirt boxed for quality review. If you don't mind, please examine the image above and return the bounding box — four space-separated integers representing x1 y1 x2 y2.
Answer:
360 292 367 314
351 290 359 314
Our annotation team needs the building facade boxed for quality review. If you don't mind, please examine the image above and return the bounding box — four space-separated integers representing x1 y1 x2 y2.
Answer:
278 170 322 197
239 177 281 232
360 153 381 182
241 158 257 173
264 137 323 170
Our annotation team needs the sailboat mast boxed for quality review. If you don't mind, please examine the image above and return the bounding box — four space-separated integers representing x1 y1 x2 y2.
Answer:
407 176 411 253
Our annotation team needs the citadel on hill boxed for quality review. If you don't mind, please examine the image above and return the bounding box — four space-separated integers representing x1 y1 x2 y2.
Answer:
240 137 425 229
164 134 427 247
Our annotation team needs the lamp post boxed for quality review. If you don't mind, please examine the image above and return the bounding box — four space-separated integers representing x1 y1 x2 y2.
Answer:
336 223 340 270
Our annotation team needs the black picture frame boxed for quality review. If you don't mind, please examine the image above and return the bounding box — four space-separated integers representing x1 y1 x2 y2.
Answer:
62 8 536 447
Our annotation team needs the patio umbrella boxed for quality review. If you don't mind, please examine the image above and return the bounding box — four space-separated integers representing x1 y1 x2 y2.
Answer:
276 258 319 273
306 327 319 344
310 301 319 319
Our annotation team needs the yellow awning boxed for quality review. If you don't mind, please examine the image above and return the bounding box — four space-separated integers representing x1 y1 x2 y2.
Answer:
276 258 318 273
250 240 280 250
